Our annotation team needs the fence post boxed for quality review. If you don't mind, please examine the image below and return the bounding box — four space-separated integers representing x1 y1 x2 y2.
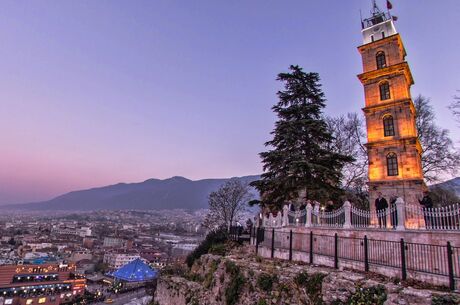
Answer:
309 231 314 264
447 242 455 291
334 233 339 269
396 197 406 231
271 228 275 259
283 205 289 227
289 230 293 261
305 203 312 228
364 235 369 272
256 228 261 255
343 201 352 229
400 238 407 280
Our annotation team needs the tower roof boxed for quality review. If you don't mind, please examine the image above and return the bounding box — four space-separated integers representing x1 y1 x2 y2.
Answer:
360 1 397 45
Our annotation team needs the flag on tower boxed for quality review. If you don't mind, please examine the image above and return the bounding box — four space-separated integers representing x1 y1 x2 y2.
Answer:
387 0 393 10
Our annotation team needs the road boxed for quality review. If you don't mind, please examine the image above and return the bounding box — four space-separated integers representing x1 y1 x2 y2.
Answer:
93 289 148 305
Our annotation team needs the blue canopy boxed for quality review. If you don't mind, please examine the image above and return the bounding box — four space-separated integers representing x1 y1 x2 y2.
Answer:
111 258 158 282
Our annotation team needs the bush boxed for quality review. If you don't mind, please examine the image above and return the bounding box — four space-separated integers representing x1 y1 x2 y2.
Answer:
203 260 219 288
294 272 326 305
224 260 245 305
257 273 278 292
348 285 387 305
186 228 228 268
256 299 268 305
209 243 227 256
432 294 460 305
160 263 187 277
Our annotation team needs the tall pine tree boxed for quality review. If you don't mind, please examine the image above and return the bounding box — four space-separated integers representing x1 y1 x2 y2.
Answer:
251 65 354 209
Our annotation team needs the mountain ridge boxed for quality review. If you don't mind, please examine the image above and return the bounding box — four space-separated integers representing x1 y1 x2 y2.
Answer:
1 175 260 211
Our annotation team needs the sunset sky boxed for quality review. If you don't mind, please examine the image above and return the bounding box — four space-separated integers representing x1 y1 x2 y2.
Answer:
1 0 459 204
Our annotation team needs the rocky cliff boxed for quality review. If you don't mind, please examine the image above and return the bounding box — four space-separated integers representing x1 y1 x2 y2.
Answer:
154 245 459 305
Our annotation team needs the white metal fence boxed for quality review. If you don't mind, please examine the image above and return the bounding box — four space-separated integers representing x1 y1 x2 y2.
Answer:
257 199 460 231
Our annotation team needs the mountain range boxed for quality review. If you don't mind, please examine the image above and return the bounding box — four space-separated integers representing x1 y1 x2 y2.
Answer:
431 177 460 196
3 175 459 211
1 175 260 211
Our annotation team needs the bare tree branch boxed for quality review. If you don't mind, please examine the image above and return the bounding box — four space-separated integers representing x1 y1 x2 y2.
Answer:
203 179 253 232
415 95 460 182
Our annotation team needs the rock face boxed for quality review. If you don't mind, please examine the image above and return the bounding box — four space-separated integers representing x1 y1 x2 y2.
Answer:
154 246 459 305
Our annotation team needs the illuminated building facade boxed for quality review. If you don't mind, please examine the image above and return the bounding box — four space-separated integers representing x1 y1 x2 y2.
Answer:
357 5 425 217
0 263 85 305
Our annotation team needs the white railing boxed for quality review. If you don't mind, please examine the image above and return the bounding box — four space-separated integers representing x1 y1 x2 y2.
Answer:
350 204 398 229
313 206 345 228
287 209 307 226
405 203 460 230
256 198 460 231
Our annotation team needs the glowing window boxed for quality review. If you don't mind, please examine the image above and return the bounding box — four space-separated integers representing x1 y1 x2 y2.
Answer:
376 52 386 69
379 82 391 100
383 115 395 136
387 153 399 176
26 300 33 305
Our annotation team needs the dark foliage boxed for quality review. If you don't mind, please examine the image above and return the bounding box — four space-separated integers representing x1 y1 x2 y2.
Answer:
185 228 228 268
256 273 278 292
294 271 326 305
224 261 245 305
251 65 354 208
348 285 387 305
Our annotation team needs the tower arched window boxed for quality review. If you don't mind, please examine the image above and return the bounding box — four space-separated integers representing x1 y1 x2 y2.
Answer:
386 153 399 176
379 81 391 100
383 115 395 137
376 52 386 69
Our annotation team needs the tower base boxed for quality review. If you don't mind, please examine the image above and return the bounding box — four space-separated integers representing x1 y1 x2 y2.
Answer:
369 179 427 229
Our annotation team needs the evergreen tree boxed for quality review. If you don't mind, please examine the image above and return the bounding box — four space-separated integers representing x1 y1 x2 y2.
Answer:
251 65 353 209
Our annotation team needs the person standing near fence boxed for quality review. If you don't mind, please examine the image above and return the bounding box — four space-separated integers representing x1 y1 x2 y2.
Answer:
299 202 306 224
389 195 397 229
375 192 388 228
419 191 433 228
312 201 319 225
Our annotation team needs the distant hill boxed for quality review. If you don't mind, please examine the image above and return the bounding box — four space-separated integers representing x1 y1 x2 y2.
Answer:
1 175 260 211
431 177 460 196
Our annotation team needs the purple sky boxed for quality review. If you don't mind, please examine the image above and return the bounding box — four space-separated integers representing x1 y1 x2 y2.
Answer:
1 0 459 204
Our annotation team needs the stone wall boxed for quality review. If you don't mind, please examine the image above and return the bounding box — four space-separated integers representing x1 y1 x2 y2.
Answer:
255 226 460 289
154 246 459 305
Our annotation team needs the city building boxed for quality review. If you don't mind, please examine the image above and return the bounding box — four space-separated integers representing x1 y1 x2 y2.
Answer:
103 251 140 270
102 237 133 249
51 227 92 238
0 262 85 305
357 3 425 216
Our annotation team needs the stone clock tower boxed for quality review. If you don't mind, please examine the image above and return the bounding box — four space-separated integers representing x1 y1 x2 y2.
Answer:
357 4 425 217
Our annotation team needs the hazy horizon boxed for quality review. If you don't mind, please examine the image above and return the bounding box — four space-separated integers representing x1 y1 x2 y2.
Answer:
1 0 459 204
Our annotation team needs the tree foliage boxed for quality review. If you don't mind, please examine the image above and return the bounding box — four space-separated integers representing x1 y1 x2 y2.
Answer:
415 95 460 182
185 228 228 268
203 179 252 231
448 90 460 124
251 65 354 208
326 113 369 208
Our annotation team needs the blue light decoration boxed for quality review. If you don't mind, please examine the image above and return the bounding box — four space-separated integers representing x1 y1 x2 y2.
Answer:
110 259 158 282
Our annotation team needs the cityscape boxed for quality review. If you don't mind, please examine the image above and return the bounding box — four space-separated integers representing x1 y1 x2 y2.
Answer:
1 1 460 305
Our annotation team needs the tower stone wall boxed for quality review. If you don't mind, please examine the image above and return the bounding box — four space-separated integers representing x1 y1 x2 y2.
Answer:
357 17 426 216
